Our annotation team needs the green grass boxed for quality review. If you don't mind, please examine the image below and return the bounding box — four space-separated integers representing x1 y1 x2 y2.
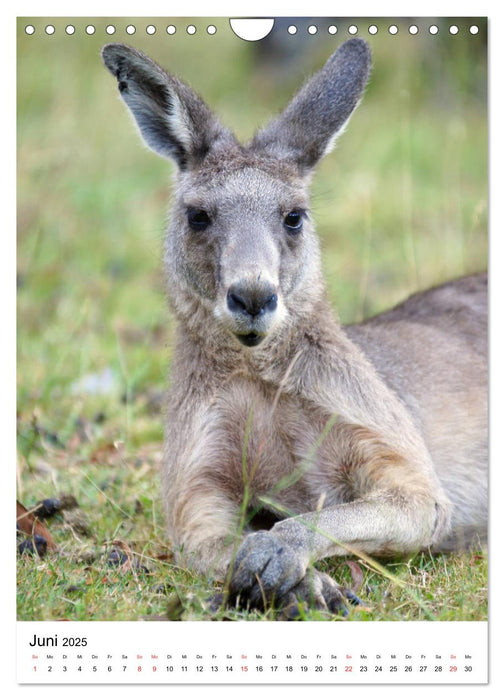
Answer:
17 17 487 621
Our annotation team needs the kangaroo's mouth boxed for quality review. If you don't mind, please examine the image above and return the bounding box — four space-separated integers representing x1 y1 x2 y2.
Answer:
235 332 265 347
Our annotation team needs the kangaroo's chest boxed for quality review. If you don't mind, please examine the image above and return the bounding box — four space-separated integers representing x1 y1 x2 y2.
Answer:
209 376 352 516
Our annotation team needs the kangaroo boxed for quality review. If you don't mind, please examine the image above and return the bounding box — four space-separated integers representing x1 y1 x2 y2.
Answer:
102 38 487 612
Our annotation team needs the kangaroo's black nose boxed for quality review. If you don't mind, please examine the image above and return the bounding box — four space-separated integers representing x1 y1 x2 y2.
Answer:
227 282 278 318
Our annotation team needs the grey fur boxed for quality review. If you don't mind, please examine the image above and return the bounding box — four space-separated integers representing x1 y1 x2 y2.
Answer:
102 39 487 611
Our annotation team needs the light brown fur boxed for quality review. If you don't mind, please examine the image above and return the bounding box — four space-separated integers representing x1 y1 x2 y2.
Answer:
102 39 487 610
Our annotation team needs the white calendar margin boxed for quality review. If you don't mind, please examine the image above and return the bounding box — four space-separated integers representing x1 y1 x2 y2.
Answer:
7 0 502 696
17 620 488 685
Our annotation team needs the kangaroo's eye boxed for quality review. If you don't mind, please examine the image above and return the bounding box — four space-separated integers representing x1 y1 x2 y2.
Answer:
187 208 211 232
283 210 304 233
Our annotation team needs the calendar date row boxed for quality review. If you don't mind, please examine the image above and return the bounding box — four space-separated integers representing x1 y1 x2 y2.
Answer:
32 663 474 674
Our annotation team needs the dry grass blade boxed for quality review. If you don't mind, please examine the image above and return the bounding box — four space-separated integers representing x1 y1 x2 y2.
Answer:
338 560 364 592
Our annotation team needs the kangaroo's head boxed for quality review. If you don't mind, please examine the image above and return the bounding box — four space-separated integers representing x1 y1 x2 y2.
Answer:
102 39 371 348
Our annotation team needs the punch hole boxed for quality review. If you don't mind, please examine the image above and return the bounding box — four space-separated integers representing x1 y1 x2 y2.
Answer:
368 25 378 35
328 25 337 35
45 25 55 35
25 24 35 35
166 25 176 35
230 18 274 41
146 25 156 35
126 25 136 35
348 25 358 35
106 25 116 35
449 25 459 35
409 25 419 35
429 25 439 35
308 25 318 35
388 25 398 35
85 25 96 35
207 25 217 35
288 25 297 35
470 25 479 35
187 25 197 35
65 25 75 35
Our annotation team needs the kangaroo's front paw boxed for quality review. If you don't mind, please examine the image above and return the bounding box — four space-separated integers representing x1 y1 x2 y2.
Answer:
227 531 307 608
281 569 357 618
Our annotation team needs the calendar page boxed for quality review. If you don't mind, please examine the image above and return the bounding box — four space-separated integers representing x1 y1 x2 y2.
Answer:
16 6 490 689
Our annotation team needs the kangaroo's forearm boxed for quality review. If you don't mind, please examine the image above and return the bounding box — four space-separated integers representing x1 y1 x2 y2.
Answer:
272 495 440 561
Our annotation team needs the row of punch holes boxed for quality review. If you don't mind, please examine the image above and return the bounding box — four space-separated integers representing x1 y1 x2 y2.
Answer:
25 23 481 37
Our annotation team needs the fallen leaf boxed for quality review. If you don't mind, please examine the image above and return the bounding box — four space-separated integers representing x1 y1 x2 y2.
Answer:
16 501 58 551
90 441 125 466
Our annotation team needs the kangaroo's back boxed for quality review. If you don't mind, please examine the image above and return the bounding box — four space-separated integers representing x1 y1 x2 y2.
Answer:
352 273 486 343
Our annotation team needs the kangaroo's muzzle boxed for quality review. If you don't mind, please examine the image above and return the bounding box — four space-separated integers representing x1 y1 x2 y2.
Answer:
225 280 279 346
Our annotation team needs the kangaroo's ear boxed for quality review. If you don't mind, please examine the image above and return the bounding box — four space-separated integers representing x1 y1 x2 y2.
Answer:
251 38 371 173
102 43 233 170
